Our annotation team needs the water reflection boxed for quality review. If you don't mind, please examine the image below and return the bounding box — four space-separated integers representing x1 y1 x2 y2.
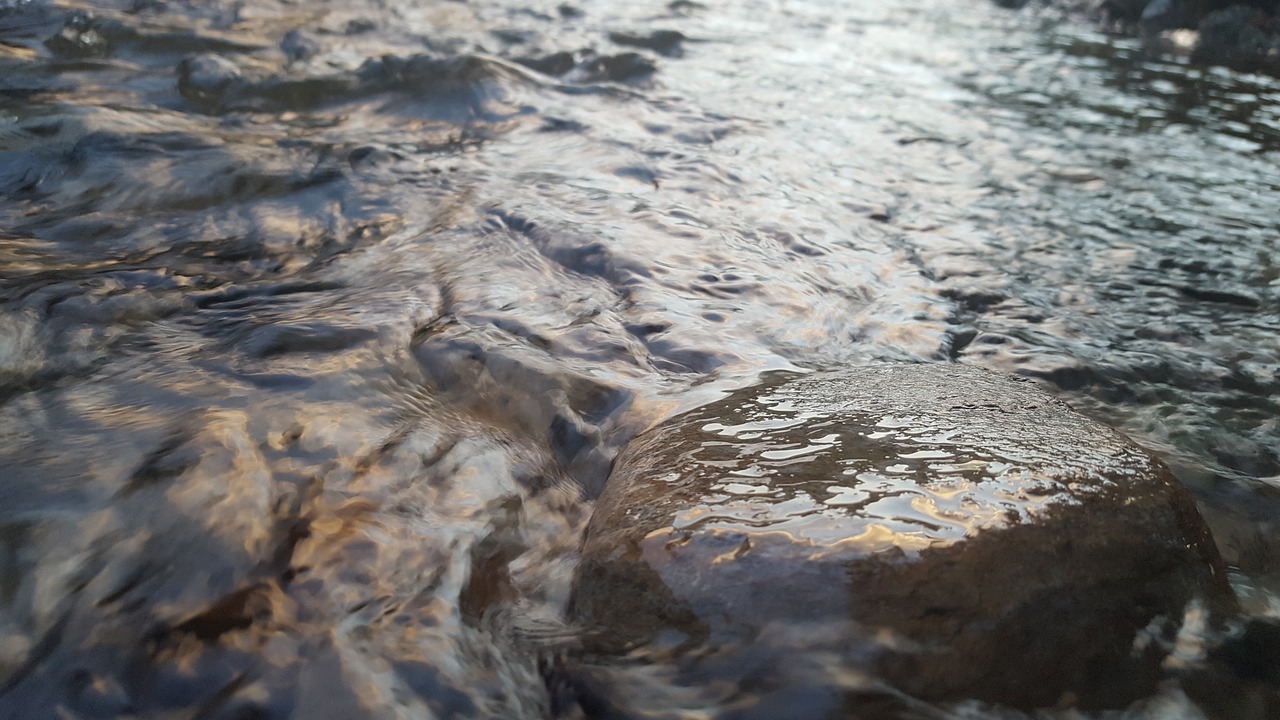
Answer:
632 367 1159 557
0 0 1277 716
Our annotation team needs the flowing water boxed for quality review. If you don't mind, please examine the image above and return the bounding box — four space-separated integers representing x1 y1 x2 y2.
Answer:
0 0 1277 717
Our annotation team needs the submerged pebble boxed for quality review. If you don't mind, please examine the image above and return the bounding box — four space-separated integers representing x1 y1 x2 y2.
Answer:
176 53 243 108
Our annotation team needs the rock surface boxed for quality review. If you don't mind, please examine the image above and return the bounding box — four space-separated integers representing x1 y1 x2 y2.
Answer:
570 364 1235 714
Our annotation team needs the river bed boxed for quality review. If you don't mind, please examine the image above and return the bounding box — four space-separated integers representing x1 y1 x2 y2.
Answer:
1 0 1277 717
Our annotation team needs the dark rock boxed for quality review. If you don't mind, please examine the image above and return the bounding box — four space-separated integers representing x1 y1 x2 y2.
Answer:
1099 0 1275 29
585 52 656 83
1192 6 1280 71
1020 1 1280 74
491 27 537 45
280 29 319 64
570 364 1235 714
44 12 114 59
514 50 577 76
1182 617 1280 719
1209 617 1280 684
240 323 379 358
176 51 516 115
344 18 376 35
176 53 243 109
608 30 686 57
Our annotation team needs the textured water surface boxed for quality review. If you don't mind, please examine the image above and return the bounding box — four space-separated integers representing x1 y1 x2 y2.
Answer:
0 0 1277 717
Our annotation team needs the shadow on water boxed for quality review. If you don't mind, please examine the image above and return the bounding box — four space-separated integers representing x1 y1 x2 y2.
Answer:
0 0 1277 717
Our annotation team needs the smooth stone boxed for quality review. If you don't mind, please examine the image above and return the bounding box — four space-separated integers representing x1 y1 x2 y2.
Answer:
570 363 1235 712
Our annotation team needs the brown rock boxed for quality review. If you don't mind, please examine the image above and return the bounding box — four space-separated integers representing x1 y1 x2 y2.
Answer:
570 364 1235 714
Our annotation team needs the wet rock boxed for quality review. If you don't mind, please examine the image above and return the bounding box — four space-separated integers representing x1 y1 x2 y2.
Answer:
177 53 355 114
344 18 376 36
491 27 538 46
177 53 243 110
44 12 113 59
175 51 522 116
583 52 656 83
515 50 577 77
279 29 318 64
570 364 1235 713
1018 0 1280 73
1182 617 1280 719
515 48 660 83
1094 0 1274 28
239 323 379 358
1192 5 1280 71
608 30 687 57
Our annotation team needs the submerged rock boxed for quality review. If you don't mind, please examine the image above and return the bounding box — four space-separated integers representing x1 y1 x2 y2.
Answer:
570 364 1235 714
177 53 244 110
1192 6 1280 72
1012 1 1280 74
608 30 687 57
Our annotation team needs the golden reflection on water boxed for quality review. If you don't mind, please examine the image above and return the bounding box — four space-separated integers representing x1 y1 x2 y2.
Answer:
648 372 1146 558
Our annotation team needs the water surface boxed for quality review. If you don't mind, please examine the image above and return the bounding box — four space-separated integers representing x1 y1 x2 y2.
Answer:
1 0 1277 717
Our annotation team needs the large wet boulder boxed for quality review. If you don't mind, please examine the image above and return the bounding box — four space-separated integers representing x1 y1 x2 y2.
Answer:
569 364 1235 715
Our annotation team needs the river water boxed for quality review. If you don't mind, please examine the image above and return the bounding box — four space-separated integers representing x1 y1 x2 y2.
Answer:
0 0 1277 717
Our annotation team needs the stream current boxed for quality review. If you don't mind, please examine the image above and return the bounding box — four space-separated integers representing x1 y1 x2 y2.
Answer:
0 0 1278 717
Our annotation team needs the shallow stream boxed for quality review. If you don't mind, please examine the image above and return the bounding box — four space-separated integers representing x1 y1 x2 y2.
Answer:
0 0 1277 717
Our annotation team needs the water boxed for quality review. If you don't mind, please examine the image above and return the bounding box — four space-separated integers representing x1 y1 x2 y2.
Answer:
0 0 1277 717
